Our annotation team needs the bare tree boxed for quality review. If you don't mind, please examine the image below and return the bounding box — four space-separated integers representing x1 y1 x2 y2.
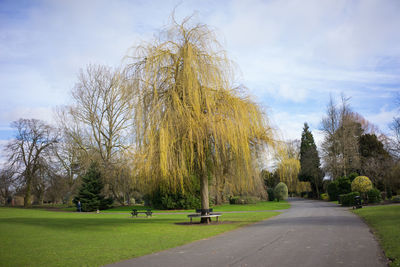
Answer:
5 119 59 207
51 128 84 205
321 95 363 179
59 65 135 204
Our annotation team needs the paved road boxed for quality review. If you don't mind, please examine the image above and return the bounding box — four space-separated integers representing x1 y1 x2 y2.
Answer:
105 198 387 267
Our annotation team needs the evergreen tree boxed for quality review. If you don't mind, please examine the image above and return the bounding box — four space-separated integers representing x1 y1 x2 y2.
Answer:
299 123 323 198
74 162 113 211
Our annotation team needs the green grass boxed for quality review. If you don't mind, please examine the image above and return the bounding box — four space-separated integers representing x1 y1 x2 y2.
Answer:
0 207 281 267
353 205 400 267
98 200 289 213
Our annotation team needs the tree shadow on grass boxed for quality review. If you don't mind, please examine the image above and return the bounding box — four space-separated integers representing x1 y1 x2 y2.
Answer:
0 216 185 231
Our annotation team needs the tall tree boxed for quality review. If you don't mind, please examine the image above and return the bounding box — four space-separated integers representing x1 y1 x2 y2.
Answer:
59 65 135 204
5 119 58 207
299 123 323 198
359 133 392 190
128 18 274 222
74 162 113 211
321 96 363 178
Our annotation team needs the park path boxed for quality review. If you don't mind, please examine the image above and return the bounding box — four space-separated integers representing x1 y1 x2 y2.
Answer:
105 198 387 267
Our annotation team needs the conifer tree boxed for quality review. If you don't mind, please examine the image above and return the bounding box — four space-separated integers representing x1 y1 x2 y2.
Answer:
299 123 323 198
74 162 113 211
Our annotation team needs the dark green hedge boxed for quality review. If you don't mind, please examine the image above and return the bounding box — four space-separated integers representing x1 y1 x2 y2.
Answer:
367 189 382 204
339 192 360 207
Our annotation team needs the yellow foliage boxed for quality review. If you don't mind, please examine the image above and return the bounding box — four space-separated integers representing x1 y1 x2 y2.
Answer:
351 176 373 193
127 17 275 196
275 143 302 193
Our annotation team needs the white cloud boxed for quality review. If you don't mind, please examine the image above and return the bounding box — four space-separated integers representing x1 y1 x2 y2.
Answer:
0 106 55 125
0 0 399 149
365 106 398 133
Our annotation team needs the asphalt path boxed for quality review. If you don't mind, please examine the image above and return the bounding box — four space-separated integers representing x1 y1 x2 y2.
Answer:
105 198 387 267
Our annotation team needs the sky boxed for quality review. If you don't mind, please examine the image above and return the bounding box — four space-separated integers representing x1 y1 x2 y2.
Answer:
0 0 399 153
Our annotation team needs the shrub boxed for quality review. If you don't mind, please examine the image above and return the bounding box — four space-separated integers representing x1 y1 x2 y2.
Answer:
267 188 275 201
347 172 359 182
392 195 400 203
229 196 259 204
337 176 352 195
320 193 329 201
300 191 309 198
327 182 339 201
367 188 382 204
387 187 393 199
151 191 201 210
274 182 288 201
339 192 360 207
351 176 373 193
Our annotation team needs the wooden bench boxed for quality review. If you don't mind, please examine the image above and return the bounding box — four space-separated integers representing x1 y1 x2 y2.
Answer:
131 209 153 218
188 209 221 224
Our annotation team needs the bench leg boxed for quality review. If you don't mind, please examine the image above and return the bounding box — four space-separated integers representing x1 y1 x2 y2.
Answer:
190 217 192 224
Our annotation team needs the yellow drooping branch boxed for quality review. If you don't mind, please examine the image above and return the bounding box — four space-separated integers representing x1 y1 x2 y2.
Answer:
126 17 276 196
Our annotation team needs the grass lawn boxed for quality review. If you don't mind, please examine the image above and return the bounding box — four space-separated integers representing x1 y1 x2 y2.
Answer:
353 205 400 267
0 207 282 267
98 200 289 213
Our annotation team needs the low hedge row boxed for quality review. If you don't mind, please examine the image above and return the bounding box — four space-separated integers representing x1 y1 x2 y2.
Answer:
339 192 360 207
229 196 259 205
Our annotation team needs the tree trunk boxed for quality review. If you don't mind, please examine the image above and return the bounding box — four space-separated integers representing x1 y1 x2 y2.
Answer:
38 190 44 205
24 179 32 207
200 171 210 224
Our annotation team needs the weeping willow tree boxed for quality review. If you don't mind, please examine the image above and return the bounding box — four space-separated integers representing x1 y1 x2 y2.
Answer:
127 17 275 222
275 143 301 194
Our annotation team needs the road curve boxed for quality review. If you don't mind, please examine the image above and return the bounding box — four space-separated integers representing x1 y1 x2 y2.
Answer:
105 198 387 267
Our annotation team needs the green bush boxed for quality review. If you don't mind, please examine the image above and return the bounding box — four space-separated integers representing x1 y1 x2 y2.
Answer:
337 176 352 195
274 182 288 201
320 193 329 201
229 196 259 205
339 192 360 207
367 188 382 204
150 190 201 210
300 191 309 198
386 187 393 199
347 172 358 182
327 176 352 201
267 188 275 201
392 195 400 203
148 174 202 209
327 182 339 201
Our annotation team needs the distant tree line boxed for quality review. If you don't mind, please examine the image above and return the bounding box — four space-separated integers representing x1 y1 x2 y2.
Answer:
262 94 400 200
1 18 399 208
0 18 275 214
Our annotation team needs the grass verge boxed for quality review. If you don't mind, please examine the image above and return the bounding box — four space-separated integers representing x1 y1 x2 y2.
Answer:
353 205 400 267
0 207 281 267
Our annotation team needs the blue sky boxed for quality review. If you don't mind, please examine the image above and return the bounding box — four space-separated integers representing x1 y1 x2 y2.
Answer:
0 0 399 150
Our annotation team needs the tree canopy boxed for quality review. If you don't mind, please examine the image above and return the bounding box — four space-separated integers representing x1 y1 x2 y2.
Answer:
127 18 275 220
